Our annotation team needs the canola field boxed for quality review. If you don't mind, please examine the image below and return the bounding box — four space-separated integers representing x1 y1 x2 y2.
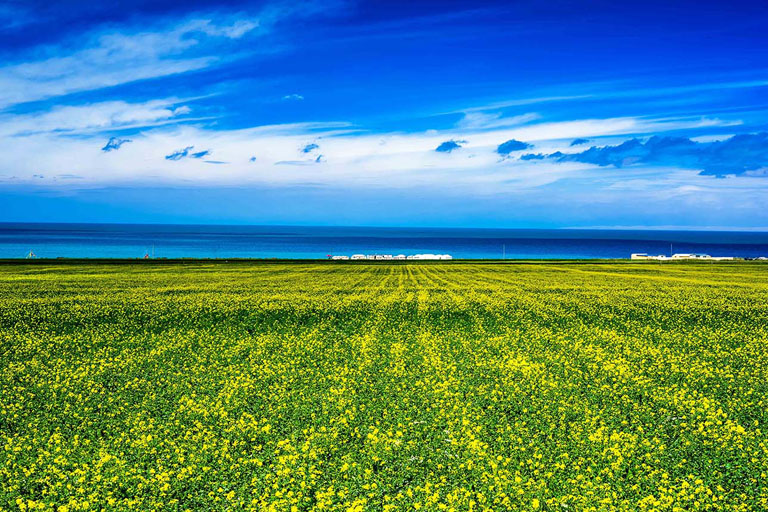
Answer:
1 262 767 512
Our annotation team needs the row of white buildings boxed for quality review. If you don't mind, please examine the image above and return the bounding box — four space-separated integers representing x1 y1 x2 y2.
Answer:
331 253 452 261
631 253 735 261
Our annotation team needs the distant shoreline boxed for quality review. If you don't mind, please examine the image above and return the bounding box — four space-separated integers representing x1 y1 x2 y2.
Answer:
3 224 767 260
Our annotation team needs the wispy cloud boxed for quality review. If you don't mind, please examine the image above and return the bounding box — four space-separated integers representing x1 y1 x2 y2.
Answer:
0 98 195 136
452 78 768 118
452 95 593 114
275 160 315 166
282 94 304 101
456 112 540 130
0 3 33 30
0 11 280 109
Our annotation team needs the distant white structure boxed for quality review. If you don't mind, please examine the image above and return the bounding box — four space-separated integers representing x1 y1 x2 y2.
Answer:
407 254 452 260
631 253 734 261
631 253 665 260
332 253 452 260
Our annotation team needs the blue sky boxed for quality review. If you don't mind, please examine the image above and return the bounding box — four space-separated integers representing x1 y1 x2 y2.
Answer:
1 0 767 228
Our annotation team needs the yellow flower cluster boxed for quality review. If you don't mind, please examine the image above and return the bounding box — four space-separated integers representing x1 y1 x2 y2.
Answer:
1 262 767 511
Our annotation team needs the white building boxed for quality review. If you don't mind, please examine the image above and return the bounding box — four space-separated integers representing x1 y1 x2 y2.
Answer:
632 253 734 261
341 253 453 260
405 253 453 260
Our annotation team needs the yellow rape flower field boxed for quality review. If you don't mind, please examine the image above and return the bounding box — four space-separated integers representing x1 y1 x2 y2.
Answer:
1 262 767 511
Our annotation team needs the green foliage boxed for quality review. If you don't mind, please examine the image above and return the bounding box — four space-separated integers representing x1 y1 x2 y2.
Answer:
1 263 767 511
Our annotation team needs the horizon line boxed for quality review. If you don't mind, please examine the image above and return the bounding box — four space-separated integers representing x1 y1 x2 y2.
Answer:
1 221 768 233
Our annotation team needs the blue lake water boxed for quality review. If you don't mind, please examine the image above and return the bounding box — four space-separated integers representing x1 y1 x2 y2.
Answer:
1 223 768 260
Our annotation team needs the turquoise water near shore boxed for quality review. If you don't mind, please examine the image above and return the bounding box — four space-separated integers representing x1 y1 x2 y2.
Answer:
1 223 767 260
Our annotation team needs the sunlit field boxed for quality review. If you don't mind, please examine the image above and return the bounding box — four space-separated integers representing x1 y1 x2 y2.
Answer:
2 262 767 511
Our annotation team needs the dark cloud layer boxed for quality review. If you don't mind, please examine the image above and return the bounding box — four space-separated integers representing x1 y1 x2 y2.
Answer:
165 146 194 160
435 140 465 153
101 137 131 152
497 139 531 155
529 133 768 176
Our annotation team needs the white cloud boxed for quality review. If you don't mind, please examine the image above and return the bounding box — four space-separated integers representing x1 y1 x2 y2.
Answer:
188 18 261 38
451 78 768 117
0 0 351 110
452 94 594 114
0 113 745 193
456 112 540 130
0 99 199 136
172 105 192 116
0 15 263 109
689 133 735 143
